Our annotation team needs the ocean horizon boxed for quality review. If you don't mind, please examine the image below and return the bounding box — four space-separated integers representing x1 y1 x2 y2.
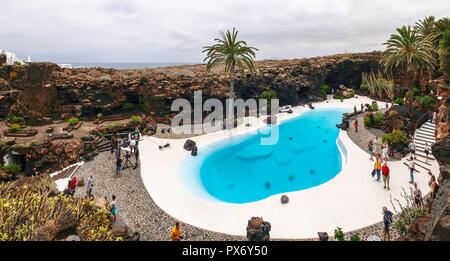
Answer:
59 62 198 69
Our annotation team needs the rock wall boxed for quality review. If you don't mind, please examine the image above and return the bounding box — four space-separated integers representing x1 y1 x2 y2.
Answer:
0 52 382 124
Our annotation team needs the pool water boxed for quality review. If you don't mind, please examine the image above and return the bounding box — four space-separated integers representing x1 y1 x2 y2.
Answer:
191 108 351 203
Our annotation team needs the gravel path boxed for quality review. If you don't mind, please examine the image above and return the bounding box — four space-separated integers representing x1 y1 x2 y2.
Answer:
346 108 388 155
74 150 245 241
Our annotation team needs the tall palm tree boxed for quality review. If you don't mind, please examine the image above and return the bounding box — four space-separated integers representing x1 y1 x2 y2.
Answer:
202 28 258 125
415 16 436 39
381 26 436 117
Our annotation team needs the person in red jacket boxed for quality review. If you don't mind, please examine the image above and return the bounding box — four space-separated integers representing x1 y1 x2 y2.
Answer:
381 163 390 190
354 119 358 132
69 175 78 197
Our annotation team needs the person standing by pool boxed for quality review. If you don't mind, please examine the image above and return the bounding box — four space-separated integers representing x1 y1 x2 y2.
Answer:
373 156 382 181
413 182 422 207
382 206 393 241
408 158 417 184
109 195 117 222
381 162 390 190
354 119 358 132
409 140 417 159
424 143 432 164
170 222 183 241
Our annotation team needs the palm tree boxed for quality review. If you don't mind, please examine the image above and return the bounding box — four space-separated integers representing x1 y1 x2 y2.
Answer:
380 26 436 117
202 28 258 125
415 16 436 39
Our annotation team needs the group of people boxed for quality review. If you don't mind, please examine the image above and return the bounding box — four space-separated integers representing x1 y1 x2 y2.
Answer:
112 128 141 176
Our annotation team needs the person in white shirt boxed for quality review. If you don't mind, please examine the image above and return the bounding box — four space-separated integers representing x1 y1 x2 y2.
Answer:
129 137 137 153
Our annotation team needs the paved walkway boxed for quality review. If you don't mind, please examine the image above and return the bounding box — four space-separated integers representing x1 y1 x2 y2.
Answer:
74 151 244 241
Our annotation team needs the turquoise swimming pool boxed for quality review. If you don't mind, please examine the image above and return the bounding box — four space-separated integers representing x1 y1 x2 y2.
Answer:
183 108 351 203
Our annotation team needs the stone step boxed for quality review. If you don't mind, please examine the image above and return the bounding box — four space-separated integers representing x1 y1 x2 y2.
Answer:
405 158 431 171
422 122 436 128
420 125 435 132
414 150 435 160
416 129 435 137
414 133 436 142
414 136 436 144
403 162 421 174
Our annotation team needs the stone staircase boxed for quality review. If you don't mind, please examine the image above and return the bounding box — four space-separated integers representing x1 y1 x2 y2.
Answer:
403 120 436 172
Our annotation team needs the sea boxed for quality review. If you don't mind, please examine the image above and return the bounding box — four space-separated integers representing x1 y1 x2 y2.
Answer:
57 62 197 69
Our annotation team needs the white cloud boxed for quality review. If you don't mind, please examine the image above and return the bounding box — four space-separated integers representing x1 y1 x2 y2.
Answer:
0 0 448 63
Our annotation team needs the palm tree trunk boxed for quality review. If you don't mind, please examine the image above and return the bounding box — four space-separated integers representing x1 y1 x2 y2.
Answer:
407 69 414 117
227 62 236 127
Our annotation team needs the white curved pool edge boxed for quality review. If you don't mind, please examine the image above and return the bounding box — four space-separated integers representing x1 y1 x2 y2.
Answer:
139 96 440 239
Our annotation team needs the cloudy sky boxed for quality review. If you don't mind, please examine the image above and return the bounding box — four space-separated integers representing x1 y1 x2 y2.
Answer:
0 0 448 63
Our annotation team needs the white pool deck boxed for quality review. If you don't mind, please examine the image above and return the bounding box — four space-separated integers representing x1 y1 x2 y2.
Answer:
139 96 440 239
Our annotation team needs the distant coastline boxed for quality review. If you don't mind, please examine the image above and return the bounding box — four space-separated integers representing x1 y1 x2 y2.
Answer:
57 62 197 69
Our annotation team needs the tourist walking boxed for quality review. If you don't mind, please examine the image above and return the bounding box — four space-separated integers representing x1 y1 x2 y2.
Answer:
354 119 358 132
430 176 439 199
360 103 364 112
382 142 389 162
382 206 393 241
372 156 382 181
109 195 117 222
373 137 381 156
86 173 94 196
428 109 433 122
381 162 390 190
424 143 432 163
433 111 437 124
368 139 374 161
408 158 417 184
170 222 183 241
409 140 417 159
413 182 422 207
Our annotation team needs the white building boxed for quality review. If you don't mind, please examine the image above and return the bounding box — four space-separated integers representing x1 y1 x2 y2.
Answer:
0 49 25 65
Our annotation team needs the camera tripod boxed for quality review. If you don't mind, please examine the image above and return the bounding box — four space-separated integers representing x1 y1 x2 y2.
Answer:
122 151 136 170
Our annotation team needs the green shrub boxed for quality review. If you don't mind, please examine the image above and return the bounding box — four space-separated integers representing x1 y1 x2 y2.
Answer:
9 124 21 132
105 123 122 129
258 90 277 113
405 88 420 99
30 140 39 146
350 233 361 241
97 113 103 119
351 89 356 96
334 227 345 241
364 116 372 128
131 115 142 124
383 130 408 145
419 95 434 108
394 98 404 105
7 115 24 123
319 85 330 95
369 103 378 111
122 103 134 110
372 113 385 126
360 84 368 91
333 95 345 99
438 29 450 76
2 163 21 176
68 117 79 125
